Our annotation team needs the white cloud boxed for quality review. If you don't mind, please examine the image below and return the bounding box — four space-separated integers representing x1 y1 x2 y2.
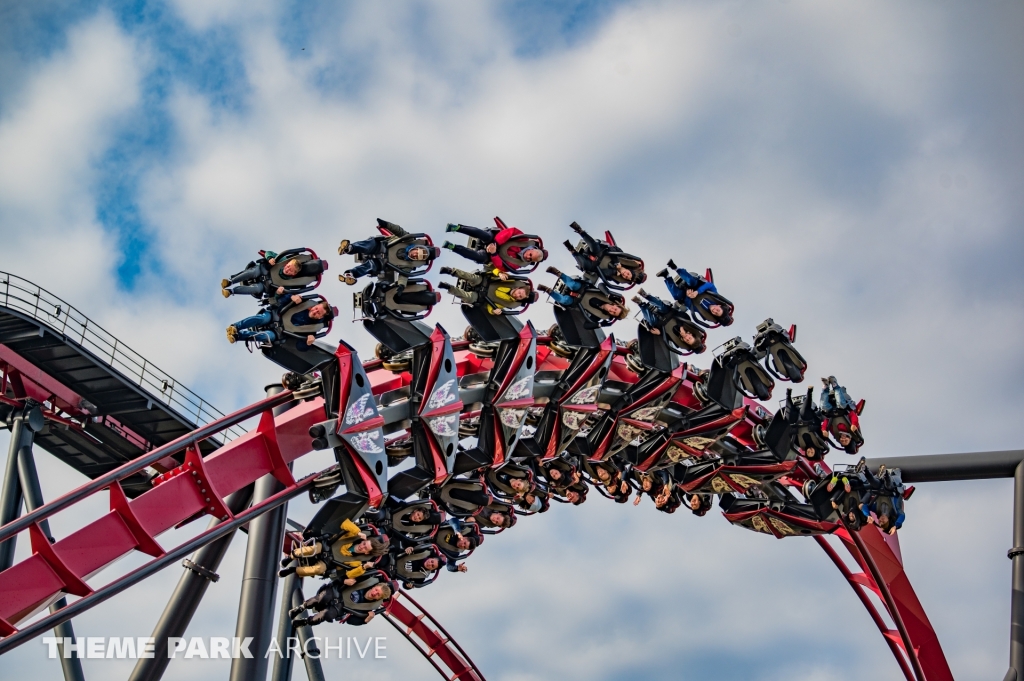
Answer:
0 12 140 306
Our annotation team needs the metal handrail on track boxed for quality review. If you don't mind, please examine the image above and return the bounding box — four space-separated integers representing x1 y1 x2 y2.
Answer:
0 271 246 441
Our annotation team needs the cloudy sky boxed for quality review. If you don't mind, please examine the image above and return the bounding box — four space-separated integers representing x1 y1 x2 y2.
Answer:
0 0 1021 679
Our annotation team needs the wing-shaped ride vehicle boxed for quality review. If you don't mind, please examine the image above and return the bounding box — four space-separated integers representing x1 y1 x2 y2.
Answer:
338 219 444 353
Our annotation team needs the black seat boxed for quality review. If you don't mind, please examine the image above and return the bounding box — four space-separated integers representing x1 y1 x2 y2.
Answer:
384 234 437 276
391 500 442 540
341 571 391 613
662 314 706 355
481 276 534 315
763 401 829 461
766 342 807 382
578 288 622 323
268 250 321 289
382 281 437 319
394 545 444 586
690 290 735 328
496 235 546 273
485 462 532 497
596 252 644 290
437 479 491 516
280 297 333 336
715 339 774 401
754 320 807 383
736 359 773 400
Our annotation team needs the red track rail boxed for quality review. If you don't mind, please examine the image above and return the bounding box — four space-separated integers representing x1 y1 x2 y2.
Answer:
0 391 326 641
816 526 953 681
384 589 485 681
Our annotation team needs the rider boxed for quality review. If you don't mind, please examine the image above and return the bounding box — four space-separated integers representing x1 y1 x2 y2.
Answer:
438 267 534 315
633 289 704 351
338 221 436 284
290 579 392 627
222 249 326 299
784 387 830 460
685 493 713 517
444 218 546 274
820 376 864 453
279 518 388 581
658 260 732 324
860 467 905 534
225 296 333 348
472 507 513 530
565 221 645 284
537 268 629 326
434 519 478 572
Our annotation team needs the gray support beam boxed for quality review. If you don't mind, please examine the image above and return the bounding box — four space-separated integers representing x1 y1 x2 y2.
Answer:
1007 460 1024 681
0 412 26 570
270 577 326 681
128 485 254 681
229 385 294 681
291 584 325 681
270 571 299 681
16 424 86 681
865 449 1024 483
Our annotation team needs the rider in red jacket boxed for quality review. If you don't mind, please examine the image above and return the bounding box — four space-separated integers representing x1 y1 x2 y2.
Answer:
443 217 546 276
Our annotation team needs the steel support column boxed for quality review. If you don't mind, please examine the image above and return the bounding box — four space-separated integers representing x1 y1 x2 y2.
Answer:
270 575 326 681
229 385 294 681
1007 460 1024 681
291 583 325 681
128 484 254 681
270 570 299 681
0 411 26 570
16 419 86 681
